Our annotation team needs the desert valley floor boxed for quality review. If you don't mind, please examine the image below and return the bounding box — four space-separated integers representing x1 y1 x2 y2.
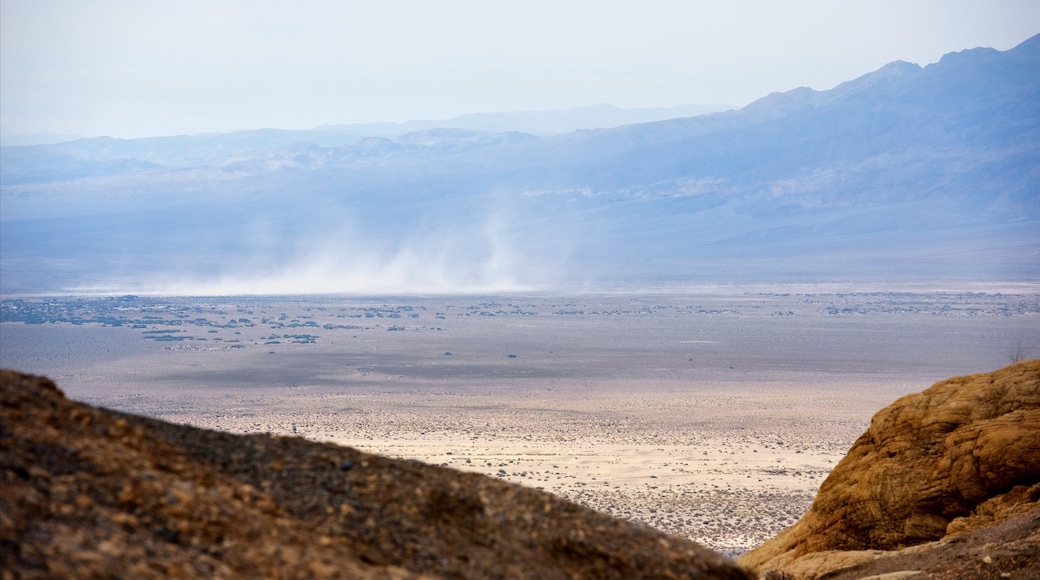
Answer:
2 286 1037 555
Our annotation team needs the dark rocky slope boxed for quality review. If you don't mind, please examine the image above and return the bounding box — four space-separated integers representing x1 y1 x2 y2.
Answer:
0 369 750 579
739 360 1040 579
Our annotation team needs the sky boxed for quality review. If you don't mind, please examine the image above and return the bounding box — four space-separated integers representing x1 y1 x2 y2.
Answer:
2 0 1038 140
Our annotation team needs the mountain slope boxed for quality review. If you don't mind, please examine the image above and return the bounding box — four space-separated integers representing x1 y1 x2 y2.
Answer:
1 36 1037 293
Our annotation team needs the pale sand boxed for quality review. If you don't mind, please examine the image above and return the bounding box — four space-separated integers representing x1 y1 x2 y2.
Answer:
151 377 912 554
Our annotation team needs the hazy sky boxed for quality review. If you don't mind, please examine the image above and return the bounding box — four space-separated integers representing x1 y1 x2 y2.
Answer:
2 0 1037 140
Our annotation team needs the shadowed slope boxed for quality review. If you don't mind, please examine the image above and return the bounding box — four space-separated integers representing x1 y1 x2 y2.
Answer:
0 370 750 579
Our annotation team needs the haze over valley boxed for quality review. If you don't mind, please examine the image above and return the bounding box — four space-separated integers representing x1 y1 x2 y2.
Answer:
2 35 1038 294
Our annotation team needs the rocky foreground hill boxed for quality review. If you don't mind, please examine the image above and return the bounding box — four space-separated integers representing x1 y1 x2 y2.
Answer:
3 362 1039 579
740 359 1040 578
0 369 750 579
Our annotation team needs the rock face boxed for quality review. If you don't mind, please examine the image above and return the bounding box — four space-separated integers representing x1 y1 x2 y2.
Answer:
0 370 751 579
740 360 1040 578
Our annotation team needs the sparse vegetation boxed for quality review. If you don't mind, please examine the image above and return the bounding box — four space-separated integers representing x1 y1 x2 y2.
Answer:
1002 340 1035 363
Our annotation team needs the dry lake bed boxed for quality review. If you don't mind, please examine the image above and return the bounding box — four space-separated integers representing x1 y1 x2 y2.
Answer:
2 285 1038 554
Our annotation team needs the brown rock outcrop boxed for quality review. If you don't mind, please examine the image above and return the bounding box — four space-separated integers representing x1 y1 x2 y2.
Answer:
740 360 1040 578
0 370 751 579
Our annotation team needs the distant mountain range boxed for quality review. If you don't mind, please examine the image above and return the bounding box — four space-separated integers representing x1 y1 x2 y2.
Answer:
1 35 1037 294
0 103 732 162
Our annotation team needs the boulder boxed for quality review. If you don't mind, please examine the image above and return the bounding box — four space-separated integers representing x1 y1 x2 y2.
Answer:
740 360 1040 578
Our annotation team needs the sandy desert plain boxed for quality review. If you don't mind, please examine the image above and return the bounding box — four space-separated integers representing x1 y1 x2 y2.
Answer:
2 285 1038 555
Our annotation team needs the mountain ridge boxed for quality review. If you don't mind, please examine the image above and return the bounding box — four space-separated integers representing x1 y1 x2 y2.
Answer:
0 103 732 164
1 35 1037 293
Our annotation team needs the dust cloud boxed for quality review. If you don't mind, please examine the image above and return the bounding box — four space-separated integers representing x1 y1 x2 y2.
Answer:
76 207 575 296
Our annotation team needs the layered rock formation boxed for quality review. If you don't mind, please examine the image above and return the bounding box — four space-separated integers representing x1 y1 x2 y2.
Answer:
0 370 751 579
740 360 1040 578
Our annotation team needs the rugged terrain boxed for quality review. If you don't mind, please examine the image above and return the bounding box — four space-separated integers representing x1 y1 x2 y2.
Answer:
0 369 751 579
739 360 1040 579
3 360 1039 578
